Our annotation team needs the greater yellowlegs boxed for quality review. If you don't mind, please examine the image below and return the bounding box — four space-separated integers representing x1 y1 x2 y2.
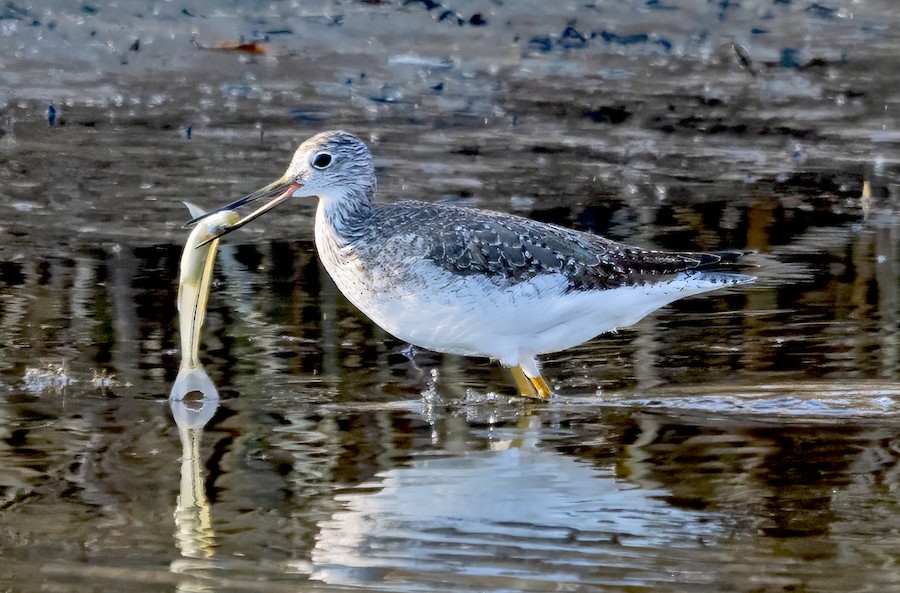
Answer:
190 130 754 398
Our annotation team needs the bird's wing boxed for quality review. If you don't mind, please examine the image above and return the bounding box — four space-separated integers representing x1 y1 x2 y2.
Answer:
366 202 737 290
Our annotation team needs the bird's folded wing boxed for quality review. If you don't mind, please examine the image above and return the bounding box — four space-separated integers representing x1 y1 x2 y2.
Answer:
366 201 741 291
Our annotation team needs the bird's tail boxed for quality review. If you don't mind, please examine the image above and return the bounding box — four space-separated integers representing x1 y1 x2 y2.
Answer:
694 250 755 268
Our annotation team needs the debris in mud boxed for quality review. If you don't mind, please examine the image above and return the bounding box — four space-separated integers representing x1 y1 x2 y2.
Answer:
733 42 844 76
91 369 122 393
527 24 672 54
732 42 759 77
23 362 76 395
190 28 273 55
582 105 632 125
527 36 553 53
599 30 672 51
403 0 487 27
558 24 589 49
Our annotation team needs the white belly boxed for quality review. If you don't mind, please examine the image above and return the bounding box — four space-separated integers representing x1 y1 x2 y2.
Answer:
318 241 734 367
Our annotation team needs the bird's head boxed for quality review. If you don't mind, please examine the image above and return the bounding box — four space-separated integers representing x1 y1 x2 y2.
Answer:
186 130 376 242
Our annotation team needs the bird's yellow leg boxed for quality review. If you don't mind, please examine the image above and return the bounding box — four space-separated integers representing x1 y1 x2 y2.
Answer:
509 365 539 398
508 365 551 399
529 374 552 399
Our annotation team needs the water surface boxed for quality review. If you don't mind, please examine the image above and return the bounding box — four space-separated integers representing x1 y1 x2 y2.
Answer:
0 1 899 591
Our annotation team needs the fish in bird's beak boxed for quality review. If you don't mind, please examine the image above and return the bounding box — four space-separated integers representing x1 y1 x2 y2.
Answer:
185 177 303 245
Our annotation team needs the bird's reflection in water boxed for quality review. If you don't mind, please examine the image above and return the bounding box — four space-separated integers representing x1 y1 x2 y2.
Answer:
307 410 725 588
169 365 219 591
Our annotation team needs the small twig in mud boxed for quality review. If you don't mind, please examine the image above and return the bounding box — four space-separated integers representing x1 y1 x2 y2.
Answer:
732 42 759 78
190 28 269 55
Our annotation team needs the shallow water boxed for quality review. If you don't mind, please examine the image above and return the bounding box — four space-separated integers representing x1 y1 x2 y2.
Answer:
1 1 899 591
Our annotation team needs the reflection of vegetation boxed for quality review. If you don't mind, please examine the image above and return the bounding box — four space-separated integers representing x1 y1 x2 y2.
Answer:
611 410 900 587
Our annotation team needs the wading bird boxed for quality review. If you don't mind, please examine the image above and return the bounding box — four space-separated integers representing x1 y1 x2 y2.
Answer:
190 130 754 398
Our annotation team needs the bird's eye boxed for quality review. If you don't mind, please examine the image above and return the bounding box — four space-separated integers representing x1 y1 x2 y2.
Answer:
312 152 333 169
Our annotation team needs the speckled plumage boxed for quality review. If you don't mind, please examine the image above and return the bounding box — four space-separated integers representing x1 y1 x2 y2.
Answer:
204 130 755 397
344 200 741 292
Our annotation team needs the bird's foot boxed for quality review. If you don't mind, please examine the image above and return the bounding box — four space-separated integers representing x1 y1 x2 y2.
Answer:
509 365 552 399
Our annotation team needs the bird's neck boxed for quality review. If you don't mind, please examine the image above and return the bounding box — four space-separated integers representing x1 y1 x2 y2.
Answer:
314 187 373 244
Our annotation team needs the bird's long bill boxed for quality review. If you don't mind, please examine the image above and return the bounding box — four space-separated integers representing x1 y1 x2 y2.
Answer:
186 177 302 243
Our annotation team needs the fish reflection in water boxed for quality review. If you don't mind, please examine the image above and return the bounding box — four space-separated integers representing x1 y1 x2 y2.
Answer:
170 391 218 560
